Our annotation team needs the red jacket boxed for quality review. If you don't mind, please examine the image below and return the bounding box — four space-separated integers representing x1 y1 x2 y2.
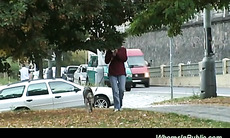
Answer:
105 47 127 76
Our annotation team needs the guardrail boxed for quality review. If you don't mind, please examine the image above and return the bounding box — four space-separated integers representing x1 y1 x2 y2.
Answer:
149 58 230 78
149 58 230 87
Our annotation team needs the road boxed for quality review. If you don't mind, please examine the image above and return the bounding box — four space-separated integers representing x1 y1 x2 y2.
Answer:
122 85 230 109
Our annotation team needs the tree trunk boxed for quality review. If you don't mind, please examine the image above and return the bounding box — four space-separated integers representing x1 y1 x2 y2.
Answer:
55 50 62 78
48 50 53 68
35 56 43 79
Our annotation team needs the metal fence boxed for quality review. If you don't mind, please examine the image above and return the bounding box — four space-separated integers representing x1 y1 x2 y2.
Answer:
149 58 230 78
181 63 199 77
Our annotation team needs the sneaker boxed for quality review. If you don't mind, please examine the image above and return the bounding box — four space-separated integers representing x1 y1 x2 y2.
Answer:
119 108 123 111
114 109 119 112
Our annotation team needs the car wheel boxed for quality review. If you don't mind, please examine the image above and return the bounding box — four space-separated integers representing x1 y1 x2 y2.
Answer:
144 82 149 87
126 86 131 91
14 107 30 111
132 83 136 88
94 95 110 108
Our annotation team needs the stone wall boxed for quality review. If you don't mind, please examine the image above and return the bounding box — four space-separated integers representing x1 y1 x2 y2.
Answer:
124 16 230 67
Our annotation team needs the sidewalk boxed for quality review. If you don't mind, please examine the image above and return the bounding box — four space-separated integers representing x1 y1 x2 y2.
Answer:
121 86 230 123
138 104 230 123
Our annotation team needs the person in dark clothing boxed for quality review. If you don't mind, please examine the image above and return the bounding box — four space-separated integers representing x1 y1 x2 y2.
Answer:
105 46 127 112
47 67 53 79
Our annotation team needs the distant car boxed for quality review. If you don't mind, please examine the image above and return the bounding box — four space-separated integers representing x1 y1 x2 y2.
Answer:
74 64 88 85
62 66 79 82
127 49 150 88
0 79 114 112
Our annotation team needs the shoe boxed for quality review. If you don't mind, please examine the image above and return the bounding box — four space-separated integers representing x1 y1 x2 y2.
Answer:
114 109 119 112
119 108 123 111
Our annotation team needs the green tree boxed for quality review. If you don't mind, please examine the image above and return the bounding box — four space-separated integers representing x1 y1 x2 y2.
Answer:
40 0 137 77
128 0 230 37
0 0 138 78
61 51 86 67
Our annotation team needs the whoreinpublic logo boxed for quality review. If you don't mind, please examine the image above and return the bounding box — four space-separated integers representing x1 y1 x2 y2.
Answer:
156 134 222 138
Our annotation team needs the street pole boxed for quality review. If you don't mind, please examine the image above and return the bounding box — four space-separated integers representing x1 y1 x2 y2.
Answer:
169 37 173 99
200 5 217 99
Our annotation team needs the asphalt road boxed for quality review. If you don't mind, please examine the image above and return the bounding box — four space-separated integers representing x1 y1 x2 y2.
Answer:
122 85 230 108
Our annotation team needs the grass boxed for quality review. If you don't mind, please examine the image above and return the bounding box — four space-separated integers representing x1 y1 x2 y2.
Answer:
153 95 230 106
0 107 230 128
0 79 230 128
0 77 18 85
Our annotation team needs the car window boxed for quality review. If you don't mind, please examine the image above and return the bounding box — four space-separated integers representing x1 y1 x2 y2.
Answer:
92 59 98 67
27 83 49 96
0 86 25 100
49 81 76 94
82 67 87 72
127 56 146 67
68 67 78 74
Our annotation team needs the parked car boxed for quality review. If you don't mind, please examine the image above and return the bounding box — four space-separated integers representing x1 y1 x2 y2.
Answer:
0 79 114 112
62 66 79 82
74 64 88 85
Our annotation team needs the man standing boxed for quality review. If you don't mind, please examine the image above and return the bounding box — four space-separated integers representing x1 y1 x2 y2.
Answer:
47 67 53 79
105 46 127 112
19 64 29 81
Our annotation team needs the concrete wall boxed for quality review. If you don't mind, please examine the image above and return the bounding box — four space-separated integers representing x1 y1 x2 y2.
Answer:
150 76 200 87
125 14 230 88
124 15 230 67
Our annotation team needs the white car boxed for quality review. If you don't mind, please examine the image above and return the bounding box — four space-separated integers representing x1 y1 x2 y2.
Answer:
0 79 114 112
62 66 79 82
74 64 88 85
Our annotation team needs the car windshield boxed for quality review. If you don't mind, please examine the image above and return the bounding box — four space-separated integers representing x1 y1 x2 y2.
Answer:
68 67 78 74
127 56 146 67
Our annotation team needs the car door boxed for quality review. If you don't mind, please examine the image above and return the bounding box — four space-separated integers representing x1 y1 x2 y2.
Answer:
24 82 53 110
48 81 84 109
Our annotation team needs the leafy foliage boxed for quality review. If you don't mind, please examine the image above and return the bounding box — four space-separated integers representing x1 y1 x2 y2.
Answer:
128 0 230 37
0 0 138 73
0 0 137 56
0 0 49 60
